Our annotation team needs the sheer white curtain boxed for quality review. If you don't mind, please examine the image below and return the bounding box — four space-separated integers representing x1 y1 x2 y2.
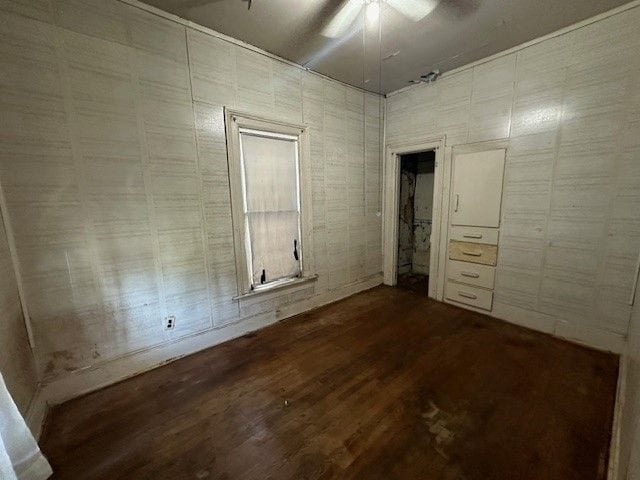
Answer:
240 132 301 286
0 373 52 480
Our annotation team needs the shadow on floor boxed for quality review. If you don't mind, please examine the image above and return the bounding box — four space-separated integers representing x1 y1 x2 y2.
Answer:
397 272 429 296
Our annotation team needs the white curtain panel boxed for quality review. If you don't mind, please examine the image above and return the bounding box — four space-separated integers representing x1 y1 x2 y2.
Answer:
247 211 300 284
241 133 298 212
240 133 301 285
0 373 52 480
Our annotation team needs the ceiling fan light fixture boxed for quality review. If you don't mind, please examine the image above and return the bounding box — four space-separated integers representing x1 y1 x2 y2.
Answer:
322 0 363 38
366 1 380 25
385 0 438 22
321 0 437 40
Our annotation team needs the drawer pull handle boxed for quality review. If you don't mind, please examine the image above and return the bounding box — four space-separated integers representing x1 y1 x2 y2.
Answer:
463 233 482 239
454 194 460 212
461 271 480 278
458 291 477 300
462 250 482 257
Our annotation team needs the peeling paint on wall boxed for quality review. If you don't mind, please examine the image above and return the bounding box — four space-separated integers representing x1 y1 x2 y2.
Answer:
398 170 416 275
398 153 435 277
413 172 434 275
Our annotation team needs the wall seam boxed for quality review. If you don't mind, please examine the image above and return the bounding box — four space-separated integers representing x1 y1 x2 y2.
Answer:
51 26 110 376
129 32 171 344
532 36 571 323
184 26 215 331
506 53 519 140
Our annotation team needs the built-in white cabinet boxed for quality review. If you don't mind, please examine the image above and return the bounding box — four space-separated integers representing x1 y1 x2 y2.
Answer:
450 149 505 228
445 147 506 312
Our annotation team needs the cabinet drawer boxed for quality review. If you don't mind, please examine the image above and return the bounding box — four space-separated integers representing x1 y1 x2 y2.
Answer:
449 240 497 266
450 226 499 245
445 281 493 311
447 260 495 289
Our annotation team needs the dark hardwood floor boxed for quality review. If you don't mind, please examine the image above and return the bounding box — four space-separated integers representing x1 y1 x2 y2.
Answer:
397 272 430 296
40 286 618 480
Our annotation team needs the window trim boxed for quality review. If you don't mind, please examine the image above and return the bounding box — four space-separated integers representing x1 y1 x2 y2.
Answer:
224 108 315 297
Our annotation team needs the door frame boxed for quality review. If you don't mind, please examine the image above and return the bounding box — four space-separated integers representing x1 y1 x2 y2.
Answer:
382 137 446 299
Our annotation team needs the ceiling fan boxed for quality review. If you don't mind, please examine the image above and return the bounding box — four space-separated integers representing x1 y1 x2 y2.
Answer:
322 0 438 38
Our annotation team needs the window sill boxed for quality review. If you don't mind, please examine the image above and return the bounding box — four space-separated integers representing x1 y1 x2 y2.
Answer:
232 274 318 301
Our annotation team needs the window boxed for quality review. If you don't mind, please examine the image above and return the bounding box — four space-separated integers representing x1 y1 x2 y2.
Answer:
225 110 314 296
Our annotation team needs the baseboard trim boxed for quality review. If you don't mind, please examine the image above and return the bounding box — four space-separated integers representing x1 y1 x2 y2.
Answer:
275 274 383 321
42 274 383 405
491 301 625 354
608 355 626 480
554 321 625 354
42 310 277 404
25 384 48 440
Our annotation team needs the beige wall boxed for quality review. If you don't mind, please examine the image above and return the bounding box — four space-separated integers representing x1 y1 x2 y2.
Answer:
386 5 640 352
0 210 38 414
620 268 640 480
0 0 383 386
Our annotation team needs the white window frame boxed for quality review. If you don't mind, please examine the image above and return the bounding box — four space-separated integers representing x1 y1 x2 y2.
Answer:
225 109 315 297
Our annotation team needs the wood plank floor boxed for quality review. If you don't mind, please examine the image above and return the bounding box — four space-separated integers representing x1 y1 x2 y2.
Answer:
40 286 619 480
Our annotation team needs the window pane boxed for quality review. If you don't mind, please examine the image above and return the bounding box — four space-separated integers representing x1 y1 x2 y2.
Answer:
247 211 301 285
239 132 301 287
240 133 298 213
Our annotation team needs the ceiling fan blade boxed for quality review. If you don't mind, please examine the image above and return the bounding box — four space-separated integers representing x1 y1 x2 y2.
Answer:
322 0 363 38
385 0 438 22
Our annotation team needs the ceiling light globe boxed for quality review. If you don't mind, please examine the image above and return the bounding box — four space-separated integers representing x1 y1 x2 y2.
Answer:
366 1 380 24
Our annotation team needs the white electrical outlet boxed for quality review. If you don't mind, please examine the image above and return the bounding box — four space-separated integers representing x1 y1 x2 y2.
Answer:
165 315 176 330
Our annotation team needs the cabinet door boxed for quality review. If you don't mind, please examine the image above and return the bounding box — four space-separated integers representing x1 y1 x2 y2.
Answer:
450 149 505 227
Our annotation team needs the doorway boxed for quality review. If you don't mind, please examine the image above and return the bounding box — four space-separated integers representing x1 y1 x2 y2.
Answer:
382 137 445 300
396 150 435 295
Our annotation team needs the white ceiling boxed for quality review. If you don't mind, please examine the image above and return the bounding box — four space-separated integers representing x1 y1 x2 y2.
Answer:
142 0 632 94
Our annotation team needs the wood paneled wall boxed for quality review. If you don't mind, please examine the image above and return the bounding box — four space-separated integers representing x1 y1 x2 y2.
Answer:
386 6 640 351
0 0 383 384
